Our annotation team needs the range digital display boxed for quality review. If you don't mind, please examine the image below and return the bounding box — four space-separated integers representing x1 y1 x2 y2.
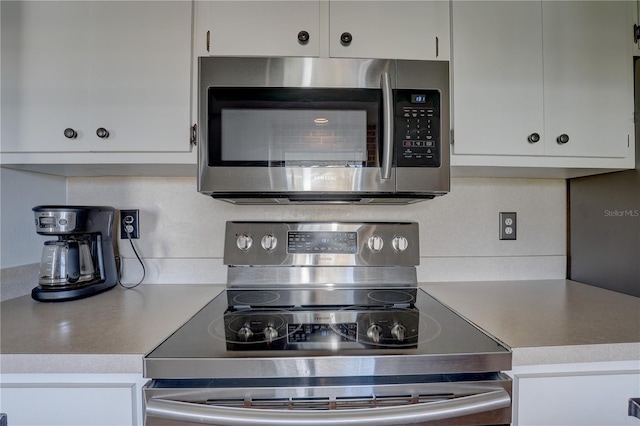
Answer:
287 231 357 254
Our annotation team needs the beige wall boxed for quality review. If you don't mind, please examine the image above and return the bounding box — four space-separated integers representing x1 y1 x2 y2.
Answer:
67 176 567 284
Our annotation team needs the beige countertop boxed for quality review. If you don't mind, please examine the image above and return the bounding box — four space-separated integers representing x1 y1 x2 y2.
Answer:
420 279 640 367
0 284 224 374
1 280 638 375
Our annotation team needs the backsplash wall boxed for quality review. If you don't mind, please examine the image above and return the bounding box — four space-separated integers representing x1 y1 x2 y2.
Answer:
67 176 566 284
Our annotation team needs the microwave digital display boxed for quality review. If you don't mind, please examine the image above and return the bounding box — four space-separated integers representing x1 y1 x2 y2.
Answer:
411 94 427 103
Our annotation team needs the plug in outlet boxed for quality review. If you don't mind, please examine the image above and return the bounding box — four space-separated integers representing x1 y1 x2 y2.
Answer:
499 212 517 240
120 210 139 239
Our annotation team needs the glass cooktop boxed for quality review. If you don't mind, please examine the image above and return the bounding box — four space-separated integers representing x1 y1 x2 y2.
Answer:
144 288 511 380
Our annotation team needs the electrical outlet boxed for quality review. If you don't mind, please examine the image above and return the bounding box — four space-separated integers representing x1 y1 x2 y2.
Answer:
499 212 517 240
120 209 139 239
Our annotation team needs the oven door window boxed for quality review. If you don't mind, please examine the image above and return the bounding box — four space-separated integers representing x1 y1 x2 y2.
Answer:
208 88 381 167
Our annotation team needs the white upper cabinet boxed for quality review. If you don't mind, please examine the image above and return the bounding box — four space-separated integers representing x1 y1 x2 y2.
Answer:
452 1 545 156
1 1 192 154
633 0 640 56
195 1 450 60
328 1 450 60
452 0 635 175
196 1 321 57
542 1 632 159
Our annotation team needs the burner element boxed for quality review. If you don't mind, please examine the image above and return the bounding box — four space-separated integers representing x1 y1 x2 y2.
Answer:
367 289 416 304
232 291 281 306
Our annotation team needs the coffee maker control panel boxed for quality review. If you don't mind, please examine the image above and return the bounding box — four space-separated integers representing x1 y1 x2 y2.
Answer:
35 211 79 234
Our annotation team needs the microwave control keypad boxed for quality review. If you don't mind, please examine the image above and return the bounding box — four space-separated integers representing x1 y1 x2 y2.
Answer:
401 107 438 166
395 90 440 167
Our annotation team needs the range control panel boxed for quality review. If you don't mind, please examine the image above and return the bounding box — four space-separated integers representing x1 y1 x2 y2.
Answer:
223 309 419 351
395 89 440 168
223 221 419 267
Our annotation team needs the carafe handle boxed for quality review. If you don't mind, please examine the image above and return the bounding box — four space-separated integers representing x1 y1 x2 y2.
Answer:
66 241 80 283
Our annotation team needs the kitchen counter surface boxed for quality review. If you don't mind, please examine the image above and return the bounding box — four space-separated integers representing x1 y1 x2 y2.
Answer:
420 279 640 366
1 280 638 375
0 284 224 374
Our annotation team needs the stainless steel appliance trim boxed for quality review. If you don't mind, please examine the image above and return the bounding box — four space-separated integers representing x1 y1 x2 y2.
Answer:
145 389 509 426
144 352 512 380
380 72 393 180
226 267 418 288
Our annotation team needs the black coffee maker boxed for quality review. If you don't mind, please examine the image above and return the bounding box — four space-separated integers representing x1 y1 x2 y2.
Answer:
32 205 118 302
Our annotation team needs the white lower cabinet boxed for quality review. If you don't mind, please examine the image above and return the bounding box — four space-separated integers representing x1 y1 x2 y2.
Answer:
0 374 147 426
512 361 640 426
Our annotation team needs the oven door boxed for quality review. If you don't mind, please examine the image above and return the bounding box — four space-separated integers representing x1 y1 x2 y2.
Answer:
144 373 512 426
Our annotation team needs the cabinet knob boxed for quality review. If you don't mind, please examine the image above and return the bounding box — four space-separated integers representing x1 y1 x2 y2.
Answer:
528 133 540 143
340 32 353 46
297 30 310 44
96 128 110 139
557 134 570 144
63 128 77 139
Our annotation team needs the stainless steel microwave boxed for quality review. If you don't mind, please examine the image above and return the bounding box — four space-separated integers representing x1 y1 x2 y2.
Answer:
197 56 450 204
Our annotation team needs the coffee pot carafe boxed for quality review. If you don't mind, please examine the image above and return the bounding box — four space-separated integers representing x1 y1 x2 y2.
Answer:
32 206 118 302
38 238 96 286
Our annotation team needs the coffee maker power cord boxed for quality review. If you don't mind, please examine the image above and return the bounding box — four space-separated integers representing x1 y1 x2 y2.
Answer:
116 226 146 289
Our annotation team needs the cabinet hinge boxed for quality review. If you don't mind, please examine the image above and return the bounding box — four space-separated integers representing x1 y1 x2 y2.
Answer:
635 24 640 44
206 31 211 52
450 129 454 145
190 124 197 146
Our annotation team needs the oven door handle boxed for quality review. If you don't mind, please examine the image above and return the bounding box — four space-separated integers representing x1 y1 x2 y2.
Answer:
380 71 394 181
146 389 510 426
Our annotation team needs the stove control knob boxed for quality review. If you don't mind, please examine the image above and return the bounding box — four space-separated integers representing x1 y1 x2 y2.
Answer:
367 235 384 252
261 234 278 251
367 324 383 343
392 236 409 252
264 326 278 343
237 326 253 342
236 234 253 251
391 324 406 342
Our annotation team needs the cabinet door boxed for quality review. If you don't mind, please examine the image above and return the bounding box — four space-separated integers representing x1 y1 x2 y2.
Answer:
635 0 640 55
451 1 545 156
0 1 192 154
87 1 192 152
542 1 634 158
329 1 450 60
1 1 92 152
516 372 640 425
1 383 137 425
196 1 320 57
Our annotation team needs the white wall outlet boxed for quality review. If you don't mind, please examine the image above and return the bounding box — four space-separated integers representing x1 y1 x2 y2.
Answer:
120 209 140 239
499 212 517 240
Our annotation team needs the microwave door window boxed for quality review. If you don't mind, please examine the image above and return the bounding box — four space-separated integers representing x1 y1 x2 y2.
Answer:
220 109 368 167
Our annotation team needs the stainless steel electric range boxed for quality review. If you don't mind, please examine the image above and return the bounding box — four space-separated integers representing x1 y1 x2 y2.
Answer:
143 222 512 426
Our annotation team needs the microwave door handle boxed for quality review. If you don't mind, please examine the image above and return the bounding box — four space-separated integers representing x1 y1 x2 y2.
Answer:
380 72 393 180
